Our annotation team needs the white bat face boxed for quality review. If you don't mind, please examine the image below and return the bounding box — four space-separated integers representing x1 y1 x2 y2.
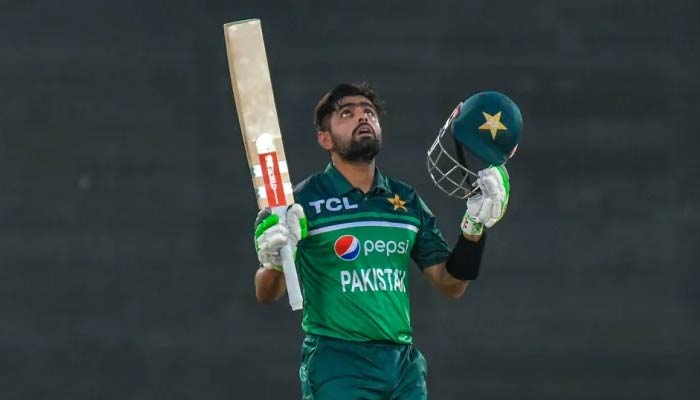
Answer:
224 20 294 209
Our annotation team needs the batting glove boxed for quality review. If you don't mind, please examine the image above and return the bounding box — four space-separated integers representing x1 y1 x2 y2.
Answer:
461 165 510 236
254 204 307 271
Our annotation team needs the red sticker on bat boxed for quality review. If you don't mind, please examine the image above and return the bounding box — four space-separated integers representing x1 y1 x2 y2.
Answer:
258 151 286 207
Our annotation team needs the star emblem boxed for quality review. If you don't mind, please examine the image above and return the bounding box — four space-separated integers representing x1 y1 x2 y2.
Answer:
478 111 508 139
387 194 407 212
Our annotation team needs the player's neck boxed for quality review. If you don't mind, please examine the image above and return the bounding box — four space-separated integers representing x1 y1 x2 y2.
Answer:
331 156 375 193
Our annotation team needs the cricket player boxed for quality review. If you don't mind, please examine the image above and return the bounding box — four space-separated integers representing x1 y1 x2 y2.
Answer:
253 83 518 399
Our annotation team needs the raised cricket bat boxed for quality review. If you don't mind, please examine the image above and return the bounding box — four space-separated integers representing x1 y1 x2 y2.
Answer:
223 19 303 310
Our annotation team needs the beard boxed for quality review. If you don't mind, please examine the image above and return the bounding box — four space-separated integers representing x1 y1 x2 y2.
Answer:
330 124 382 163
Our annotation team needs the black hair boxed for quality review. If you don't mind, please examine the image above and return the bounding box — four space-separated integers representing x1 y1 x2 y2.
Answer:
314 83 384 131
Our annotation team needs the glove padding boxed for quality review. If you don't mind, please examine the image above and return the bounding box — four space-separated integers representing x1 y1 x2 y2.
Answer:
285 203 307 248
461 165 510 235
254 204 307 270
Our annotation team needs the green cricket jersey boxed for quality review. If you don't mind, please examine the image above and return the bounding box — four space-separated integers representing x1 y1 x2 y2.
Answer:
294 163 451 344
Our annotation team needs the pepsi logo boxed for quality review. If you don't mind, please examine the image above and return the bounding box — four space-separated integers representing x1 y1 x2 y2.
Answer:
334 235 360 261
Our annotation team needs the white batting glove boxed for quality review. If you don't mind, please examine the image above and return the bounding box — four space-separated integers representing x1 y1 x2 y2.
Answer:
461 165 510 235
254 204 307 271
285 204 307 249
254 208 287 270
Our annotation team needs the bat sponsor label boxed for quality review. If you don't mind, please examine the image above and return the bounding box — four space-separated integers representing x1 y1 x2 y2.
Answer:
258 151 286 207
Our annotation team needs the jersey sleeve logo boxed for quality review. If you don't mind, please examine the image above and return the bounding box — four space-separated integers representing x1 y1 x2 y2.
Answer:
334 235 361 261
387 194 407 212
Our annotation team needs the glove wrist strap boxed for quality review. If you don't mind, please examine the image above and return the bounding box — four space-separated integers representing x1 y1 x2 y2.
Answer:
461 214 484 236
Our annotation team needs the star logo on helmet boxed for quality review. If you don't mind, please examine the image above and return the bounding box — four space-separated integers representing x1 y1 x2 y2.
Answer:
387 194 407 211
479 111 508 139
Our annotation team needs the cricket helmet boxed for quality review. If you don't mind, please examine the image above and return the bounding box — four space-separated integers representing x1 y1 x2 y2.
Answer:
426 91 522 199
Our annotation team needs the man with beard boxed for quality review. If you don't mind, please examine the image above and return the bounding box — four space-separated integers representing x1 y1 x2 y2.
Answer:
253 83 510 400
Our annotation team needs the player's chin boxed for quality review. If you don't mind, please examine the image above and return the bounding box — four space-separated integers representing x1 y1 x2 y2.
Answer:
348 151 380 163
340 140 381 162
358 142 382 161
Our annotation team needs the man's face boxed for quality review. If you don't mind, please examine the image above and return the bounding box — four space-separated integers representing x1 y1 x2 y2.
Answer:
324 95 382 162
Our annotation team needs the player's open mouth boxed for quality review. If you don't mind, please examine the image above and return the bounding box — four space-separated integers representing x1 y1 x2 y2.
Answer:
354 124 374 137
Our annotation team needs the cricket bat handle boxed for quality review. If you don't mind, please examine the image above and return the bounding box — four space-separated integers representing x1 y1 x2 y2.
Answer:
272 206 303 310
280 244 303 310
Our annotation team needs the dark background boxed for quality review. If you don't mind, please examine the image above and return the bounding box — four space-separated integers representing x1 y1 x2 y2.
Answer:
2 0 699 399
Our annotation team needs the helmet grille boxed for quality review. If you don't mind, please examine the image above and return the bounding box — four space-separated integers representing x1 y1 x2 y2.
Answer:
426 114 479 200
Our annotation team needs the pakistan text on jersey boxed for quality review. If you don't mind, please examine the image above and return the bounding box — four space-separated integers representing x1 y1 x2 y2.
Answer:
340 268 407 293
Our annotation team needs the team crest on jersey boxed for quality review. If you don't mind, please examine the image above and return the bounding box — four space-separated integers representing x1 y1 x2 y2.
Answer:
334 235 360 261
387 194 407 211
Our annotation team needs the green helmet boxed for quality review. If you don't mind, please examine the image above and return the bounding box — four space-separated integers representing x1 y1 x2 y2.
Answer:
452 91 522 165
427 91 522 199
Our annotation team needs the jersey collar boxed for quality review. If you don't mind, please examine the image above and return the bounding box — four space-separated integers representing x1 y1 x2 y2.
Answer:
323 162 390 195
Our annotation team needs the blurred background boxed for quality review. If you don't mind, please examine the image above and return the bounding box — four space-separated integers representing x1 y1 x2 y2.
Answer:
2 0 699 399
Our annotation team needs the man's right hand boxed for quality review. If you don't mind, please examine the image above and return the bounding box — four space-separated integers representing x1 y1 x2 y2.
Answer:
254 204 307 271
460 165 510 236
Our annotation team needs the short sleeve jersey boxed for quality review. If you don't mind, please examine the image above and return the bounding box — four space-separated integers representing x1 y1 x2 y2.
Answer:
294 163 451 344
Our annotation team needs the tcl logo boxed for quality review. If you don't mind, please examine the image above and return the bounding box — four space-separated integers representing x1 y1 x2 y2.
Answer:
308 197 358 214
